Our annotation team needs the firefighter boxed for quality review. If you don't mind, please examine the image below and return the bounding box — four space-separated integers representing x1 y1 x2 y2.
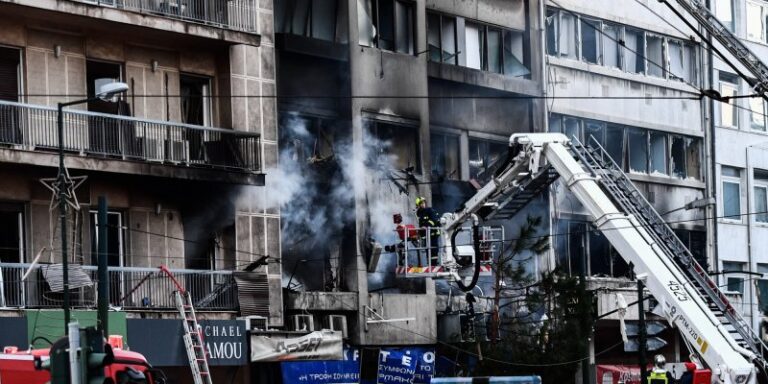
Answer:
415 196 440 265
648 354 671 384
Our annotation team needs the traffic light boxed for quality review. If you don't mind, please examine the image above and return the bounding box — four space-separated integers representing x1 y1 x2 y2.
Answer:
80 326 114 384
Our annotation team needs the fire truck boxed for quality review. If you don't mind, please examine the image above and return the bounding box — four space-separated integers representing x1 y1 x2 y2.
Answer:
0 336 165 384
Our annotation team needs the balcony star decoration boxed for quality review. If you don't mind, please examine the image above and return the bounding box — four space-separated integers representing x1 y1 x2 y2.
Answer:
39 167 87 212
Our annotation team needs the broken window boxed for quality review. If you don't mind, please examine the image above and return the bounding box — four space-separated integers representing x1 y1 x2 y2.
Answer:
546 9 558 56
583 120 605 148
670 135 686 179
558 12 578 59
719 74 738 127
722 166 742 221
312 0 339 41
605 124 625 169
468 138 506 182
563 117 581 141
649 132 667 175
646 34 665 78
431 132 460 180
668 40 685 81
549 115 563 133
369 121 420 172
589 229 611 276
685 137 701 180
487 27 502 74
365 0 414 53
715 0 734 31
426 14 458 64
276 0 344 42
503 29 528 77
580 17 600 64
674 229 707 269
567 221 586 276
602 23 621 69
624 28 646 74
628 128 648 173
747 1 766 43
750 97 766 131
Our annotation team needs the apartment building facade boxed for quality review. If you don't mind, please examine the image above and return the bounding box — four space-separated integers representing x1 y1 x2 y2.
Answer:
707 0 768 336
543 0 709 371
0 0 280 382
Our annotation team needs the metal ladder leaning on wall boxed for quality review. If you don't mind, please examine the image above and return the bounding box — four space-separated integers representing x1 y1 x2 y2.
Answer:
570 137 768 371
160 266 213 384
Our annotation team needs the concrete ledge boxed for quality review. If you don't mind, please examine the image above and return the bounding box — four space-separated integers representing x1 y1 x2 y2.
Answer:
2 0 261 46
0 147 265 185
428 61 542 96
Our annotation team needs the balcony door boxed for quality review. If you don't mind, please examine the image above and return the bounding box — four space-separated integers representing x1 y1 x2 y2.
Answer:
0 204 24 307
89 210 125 306
181 74 212 164
0 46 21 145
86 60 128 156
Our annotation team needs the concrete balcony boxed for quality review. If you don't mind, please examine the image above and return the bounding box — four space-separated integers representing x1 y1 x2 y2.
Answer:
0 100 264 185
0 263 245 312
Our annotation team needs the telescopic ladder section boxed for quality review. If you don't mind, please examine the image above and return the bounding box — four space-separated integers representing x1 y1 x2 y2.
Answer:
663 0 768 99
507 133 759 384
159 266 213 384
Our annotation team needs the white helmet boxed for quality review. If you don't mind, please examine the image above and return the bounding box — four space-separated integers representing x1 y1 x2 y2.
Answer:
654 354 666 369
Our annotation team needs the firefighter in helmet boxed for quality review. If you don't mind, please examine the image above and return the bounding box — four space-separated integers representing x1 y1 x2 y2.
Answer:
415 196 441 265
648 354 671 384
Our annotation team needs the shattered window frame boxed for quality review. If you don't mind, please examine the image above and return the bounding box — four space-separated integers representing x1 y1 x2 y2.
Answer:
602 22 622 69
468 137 507 182
579 17 601 65
646 33 666 78
556 217 629 278
362 0 416 54
368 120 422 173
430 131 461 181
276 0 344 43
427 12 458 65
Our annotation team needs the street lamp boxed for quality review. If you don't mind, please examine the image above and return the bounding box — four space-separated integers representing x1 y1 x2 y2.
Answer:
58 81 129 332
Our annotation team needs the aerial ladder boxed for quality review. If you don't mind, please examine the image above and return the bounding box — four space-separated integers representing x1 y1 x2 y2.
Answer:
435 133 767 384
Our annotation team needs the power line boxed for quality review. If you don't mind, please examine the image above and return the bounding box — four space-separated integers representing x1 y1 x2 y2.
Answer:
14 94 701 100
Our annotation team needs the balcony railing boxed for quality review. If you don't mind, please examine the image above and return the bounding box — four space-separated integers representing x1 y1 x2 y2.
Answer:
0 263 238 311
74 0 258 33
0 100 260 173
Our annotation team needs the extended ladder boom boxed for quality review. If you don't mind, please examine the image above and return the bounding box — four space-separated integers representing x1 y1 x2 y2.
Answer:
454 133 765 384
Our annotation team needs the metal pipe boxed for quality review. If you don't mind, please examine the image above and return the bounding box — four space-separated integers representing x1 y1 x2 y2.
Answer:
97 196 109 337
57 102 70 331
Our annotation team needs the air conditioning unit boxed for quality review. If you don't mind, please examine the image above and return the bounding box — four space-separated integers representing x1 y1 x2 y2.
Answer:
291 314 314 332
166 139 189 164
242 315 268 332
324 315 348 338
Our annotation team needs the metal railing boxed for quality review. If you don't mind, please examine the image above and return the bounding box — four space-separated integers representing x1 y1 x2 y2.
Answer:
0 100 260 173
0 263 238 311
73 0 259 33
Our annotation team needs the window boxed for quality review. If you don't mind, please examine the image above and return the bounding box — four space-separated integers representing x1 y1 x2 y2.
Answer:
747 1 766 43
361 0 414 54
503 29 528 77
668 40 695 83
276 0 344 42
461 22 527 76
646 34 665 78
723 261 745 294
368 120 420 171
628 128 648 173
722 166 742 221
558 12 578 60
468 138 507 182
602 23 621 69
674 229 708 270
755 170 768 223
624 28 646 74
427 13 458 64
685 137 702 180
487 27 502 73
649 132 667 175
465 22 484 70
671 135 686 179
546 9 557 56
584 120 605 148
750 97 766 131
180 74 212 127
431 132 460 180
87 60 123 115
555 218 628 278
605 124 625 168
563 117 582 141
719 74 739 128
580 18 601 64
715 0 734 31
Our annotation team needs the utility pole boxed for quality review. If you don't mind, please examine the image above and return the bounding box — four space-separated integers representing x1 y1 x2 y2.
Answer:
57 102 70 329
97 196 109 337
579 241 590 384
638 279 648 384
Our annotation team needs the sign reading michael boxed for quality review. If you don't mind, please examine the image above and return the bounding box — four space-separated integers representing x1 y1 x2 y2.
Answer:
251 330 343 362
201 321 245 364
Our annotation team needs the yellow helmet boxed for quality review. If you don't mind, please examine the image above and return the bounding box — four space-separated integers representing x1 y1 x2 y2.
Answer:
415 196 426 207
